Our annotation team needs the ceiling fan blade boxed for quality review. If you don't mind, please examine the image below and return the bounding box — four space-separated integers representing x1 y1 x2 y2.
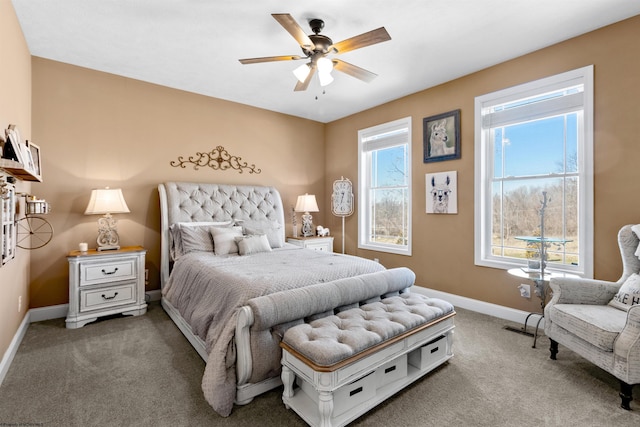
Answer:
333 59 377 83
272 13 315 50
294 64 316 92
239 55 302 64
330 27 391 54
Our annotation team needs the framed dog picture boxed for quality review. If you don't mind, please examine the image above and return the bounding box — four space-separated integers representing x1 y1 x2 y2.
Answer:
423 109 460 163
426 171 458 214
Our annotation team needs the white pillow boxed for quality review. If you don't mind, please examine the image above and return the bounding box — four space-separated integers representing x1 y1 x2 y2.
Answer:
235 234 272 256
609 273 640 311
211 226 243 255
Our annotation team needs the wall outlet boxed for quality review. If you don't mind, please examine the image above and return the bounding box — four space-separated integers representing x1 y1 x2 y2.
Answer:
518 284 531 299
145 269 149 285
18 295 22 313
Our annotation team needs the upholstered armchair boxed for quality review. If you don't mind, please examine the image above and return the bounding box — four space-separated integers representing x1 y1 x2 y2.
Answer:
544 224 640 410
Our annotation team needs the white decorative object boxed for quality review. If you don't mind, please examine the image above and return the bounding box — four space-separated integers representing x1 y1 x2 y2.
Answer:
316 225 330 237
0 176 16 265
79 242 88 252
331 177 354 254
291 206 298 238
295 193 319 237
66 246 147 328
84 187 130 251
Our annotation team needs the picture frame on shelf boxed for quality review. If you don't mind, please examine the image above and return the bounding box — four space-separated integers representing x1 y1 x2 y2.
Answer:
26 141 42 180
423 109 461 163
3 126 25 164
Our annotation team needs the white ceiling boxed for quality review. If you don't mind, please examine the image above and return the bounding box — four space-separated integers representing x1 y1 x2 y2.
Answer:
12 0 640 123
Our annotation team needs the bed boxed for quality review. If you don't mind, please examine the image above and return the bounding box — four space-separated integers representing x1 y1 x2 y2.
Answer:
158 182 392 417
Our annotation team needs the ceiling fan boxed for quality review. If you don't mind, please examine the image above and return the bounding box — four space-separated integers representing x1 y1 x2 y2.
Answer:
239 13 391 91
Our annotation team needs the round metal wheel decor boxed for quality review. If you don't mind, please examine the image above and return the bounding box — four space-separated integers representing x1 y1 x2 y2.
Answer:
16 216 54 250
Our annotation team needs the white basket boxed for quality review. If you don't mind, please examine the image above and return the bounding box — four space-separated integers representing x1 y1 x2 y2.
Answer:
26 200 49 215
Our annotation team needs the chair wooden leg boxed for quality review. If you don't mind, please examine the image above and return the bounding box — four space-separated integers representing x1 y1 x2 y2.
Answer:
549 338 558 360
620 381 633 410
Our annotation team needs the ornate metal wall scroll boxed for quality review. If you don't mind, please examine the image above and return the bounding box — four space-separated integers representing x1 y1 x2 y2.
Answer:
170 145 261 174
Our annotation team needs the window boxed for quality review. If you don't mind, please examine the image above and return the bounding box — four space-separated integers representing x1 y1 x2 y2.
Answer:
358 117 412 256
474 66 593 277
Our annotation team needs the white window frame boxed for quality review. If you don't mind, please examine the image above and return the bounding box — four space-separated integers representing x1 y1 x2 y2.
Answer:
474 66 594 278
358 116 412 256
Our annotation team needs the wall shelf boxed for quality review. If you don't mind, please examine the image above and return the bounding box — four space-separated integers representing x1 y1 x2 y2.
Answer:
0 159 42 182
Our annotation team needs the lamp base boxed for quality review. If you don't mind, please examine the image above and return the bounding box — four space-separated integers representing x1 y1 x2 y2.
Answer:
301 212 314 237
96 214 121 251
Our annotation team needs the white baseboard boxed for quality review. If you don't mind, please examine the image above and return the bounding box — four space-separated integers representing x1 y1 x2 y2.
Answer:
412 286 544 327
0 311 30 386
29 303 68 323
146 289 162 302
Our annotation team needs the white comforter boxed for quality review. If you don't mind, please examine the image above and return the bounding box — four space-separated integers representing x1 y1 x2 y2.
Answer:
162 244 385 416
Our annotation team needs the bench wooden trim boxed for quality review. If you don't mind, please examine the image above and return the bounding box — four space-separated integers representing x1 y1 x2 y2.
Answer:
280 311 456 372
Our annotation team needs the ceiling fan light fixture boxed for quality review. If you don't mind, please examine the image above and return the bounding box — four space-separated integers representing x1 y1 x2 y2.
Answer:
318 70 334 87
239 14 391 92
316 57 333 74
293 63 311 83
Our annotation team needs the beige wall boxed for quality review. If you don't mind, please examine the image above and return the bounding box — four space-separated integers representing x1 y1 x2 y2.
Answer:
326 14 640 312
0 0 32 360
29 59 326 307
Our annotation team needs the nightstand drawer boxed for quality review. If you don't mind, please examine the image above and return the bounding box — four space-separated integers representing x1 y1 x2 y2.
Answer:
80 283 136 312
305 241 331 252
80 258 137 286
286 236 334 253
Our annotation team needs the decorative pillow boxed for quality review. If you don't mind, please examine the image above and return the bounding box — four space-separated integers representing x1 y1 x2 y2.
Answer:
243 220 284 248
632 224 640 260
170 221 233 259
211 226 243 255
179 226 215 254
235 234 272 256
609 273 640 311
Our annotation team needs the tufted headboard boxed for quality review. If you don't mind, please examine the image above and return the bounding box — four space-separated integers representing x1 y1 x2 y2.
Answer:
158 182 285 287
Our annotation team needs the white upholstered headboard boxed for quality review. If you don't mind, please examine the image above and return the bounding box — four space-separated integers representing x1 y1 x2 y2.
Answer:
158 182 285 287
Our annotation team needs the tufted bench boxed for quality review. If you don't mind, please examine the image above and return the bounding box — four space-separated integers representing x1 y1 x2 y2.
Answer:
280 292 455 427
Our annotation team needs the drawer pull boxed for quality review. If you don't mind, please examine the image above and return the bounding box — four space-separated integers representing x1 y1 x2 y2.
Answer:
431 346 439 354
101 268 119 275
349 387 363 397
384 366 397 374
101 292 119 300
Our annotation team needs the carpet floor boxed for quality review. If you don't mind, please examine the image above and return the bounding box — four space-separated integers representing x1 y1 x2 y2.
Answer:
0 302 638 426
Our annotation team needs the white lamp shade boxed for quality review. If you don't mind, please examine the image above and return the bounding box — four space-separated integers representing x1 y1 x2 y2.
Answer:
84 188 131 215
318 71 334 87
293 63 311 83
316 57 333 74
316 57 334 87
295 193 319 213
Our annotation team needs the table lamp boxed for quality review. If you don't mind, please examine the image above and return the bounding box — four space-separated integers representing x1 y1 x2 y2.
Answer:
84 187 130 251
295 193 319 237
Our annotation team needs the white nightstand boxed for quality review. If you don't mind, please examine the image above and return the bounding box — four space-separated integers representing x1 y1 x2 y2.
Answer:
287 236 334 253
66 246 147 329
